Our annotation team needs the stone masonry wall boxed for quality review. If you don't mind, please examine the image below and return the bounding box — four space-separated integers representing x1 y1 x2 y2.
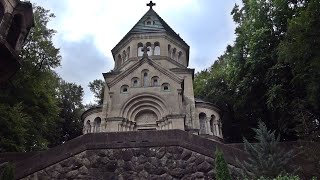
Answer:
21 146 239 180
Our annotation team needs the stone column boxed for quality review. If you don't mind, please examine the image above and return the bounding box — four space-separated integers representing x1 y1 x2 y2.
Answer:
206 118 212 135
177 89 183 113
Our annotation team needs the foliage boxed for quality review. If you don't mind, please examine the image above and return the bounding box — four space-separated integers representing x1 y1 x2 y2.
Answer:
215 148 231 180
88 79 105 105
50 80 84 147
238 122 294 179
0 5 61 152
0 5 84 152
0 103 29 152
0 163 14 180
194 0 320 142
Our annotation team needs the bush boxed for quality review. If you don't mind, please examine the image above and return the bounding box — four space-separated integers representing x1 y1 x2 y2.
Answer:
237 121 295 178
215 148 232 180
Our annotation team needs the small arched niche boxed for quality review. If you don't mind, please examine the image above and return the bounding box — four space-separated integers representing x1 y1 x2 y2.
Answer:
126 46 130 59
141 69 149 87
168 44 171 57
151 76 159 87
178 51 183 62
161 83 170 92
137 43 143 57
131 77 139 87
121 85 129 94
154 42 160 55
116 54 122 68
93 117 101 133
172 48 177 60
122 50 127 61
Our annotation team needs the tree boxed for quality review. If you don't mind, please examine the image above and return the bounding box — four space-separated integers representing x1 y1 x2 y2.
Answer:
0 5 61 152
88 79 105 105
215 148 231 180
277 0 320 141
49 80 84 147
0 103 29 152
193 0 319 142
238 121 294 179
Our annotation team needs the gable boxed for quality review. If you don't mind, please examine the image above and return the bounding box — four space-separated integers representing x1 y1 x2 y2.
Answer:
107 56 183 88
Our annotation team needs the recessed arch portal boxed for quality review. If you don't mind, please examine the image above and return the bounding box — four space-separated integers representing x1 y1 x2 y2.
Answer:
120 93 169 121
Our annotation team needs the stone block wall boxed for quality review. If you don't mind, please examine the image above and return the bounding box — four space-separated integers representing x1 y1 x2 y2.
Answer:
21 146 240 180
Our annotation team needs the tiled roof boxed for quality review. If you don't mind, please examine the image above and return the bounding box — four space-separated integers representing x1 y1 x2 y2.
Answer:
112 8 187 52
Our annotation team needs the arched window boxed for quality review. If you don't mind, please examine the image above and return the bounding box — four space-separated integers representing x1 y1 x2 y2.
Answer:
6 14 22 49
121 85 129 94
199 113 207 134
146 42 152 56
0 3 4 22
141 69 149 87
168 44 171 57
93 117 101 133
172 48 177 60
143 72 148 87
126 46 130 59
161 83 170 92
138 43 143 57
151 76 159 87
154 42 160 55
131 77 139 87
117 54 122 67
122 50 127 62
178 51 183 62
86 120 91 133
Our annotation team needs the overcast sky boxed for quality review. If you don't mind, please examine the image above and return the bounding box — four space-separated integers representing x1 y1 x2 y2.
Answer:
30 0 241 104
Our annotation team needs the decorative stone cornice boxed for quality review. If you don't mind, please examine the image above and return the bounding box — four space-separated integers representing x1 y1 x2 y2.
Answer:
195 101 221 113
81 106 103 120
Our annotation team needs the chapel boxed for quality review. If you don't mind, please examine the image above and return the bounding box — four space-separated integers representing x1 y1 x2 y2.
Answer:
82 1 223 140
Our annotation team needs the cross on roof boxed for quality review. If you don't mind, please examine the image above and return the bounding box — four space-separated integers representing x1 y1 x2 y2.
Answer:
142 46 150 57
147 1 156 9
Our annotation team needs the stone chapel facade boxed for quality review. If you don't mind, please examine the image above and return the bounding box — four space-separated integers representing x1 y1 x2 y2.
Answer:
82 2 223 140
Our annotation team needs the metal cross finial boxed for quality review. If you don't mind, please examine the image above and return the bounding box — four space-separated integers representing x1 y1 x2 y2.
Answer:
147 1 156 9
142 46 150 57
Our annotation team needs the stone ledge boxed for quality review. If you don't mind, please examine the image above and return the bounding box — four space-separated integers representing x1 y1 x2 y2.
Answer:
13 130 246 179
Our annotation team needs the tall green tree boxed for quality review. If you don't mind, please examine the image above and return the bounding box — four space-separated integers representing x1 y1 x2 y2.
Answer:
277 0 320 141
0 5 61 152
194 0 319 142
49 80 84 147
88 79 105 105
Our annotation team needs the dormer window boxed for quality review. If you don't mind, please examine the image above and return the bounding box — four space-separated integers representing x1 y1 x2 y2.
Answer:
145 17 154 26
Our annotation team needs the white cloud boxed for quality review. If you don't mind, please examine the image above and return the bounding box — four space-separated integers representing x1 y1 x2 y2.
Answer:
30 0 239 104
